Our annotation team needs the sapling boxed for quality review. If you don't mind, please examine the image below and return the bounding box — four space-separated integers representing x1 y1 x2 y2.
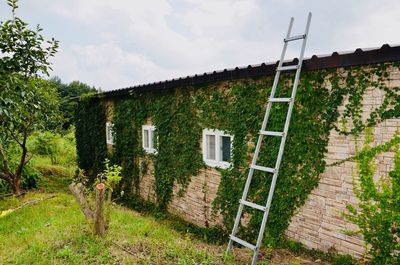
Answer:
69 159 122 236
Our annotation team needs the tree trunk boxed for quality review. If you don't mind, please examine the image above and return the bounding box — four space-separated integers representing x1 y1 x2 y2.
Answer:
11 177 21 195
69 183 94 220
104 188 112 230
94 183 106 236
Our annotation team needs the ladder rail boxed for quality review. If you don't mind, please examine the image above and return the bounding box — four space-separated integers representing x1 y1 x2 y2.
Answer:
250 13 312 265
226 12 312 265
227 16 295 252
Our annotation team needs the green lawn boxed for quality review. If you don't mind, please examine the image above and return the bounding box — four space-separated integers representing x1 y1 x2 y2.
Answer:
0 190 234 264
0 173 329 265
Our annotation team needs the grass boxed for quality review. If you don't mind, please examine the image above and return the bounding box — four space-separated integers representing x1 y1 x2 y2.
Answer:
0 178 333 265
0 191 230 264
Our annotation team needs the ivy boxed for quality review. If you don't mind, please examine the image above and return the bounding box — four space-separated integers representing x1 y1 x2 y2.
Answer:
110 90 203 210
75 95 108 182
75 63 400 246
200 72 337 243
343 128 400 264
112 96 146 194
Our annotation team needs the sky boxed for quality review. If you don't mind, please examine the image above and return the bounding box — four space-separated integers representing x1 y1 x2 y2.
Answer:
1 0 400 91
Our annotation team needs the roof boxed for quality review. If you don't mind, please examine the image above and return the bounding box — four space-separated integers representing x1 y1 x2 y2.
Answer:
103 44 400 98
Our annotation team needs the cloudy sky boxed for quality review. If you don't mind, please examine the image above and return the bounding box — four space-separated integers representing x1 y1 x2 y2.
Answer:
1 0 399 91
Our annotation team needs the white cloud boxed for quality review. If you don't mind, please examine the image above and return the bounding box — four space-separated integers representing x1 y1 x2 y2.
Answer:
53 42 171 90
1 0 400 90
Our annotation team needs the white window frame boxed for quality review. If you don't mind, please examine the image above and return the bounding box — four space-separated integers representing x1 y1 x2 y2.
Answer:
142 125 157 154
106 122 114 145
202 129 233 169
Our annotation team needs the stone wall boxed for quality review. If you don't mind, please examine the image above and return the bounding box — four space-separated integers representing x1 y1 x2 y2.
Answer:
286 66 400 257
137 158 222 227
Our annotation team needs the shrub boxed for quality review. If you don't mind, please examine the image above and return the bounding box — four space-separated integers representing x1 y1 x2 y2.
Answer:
29 131 62 165
21 165 40 190
343 128 400 264
29 128 76 166
0 179 9 194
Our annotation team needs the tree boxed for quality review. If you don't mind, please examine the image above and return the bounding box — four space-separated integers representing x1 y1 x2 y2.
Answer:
0 0 59 194
50 77 98 130
69 161 122 236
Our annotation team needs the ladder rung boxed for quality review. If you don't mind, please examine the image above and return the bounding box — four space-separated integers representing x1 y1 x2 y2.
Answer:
284 34 306 42
260 130 284 137
230 235 256 251
268 97 291 103
251 165 275 173
240 199 267 211
277 65 299 71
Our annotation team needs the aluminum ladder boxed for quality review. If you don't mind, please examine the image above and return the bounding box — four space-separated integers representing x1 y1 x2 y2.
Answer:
226 12 312 265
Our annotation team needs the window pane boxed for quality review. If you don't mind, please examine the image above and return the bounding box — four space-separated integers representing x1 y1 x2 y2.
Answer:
152 130 157 150
143 129 149 148
221 136 231 162
206 134 216 160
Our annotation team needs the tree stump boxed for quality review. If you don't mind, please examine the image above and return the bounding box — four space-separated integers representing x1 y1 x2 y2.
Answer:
94 183 106 236
69 182 107 236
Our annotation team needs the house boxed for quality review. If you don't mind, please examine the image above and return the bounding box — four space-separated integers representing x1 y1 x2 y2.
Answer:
75 44 400 258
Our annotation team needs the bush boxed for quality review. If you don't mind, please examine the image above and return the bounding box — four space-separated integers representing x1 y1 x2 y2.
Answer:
29 128 76 166
0 179 9 194
343 128 400 264
29 131 62 165
21 167 40 190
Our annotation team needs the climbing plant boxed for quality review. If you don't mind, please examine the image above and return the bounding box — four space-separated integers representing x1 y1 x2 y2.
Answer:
343 128 400 264
112 95 146 194
111 89 203 210
75 94 108 181
198 71 340 243
75 62 400 246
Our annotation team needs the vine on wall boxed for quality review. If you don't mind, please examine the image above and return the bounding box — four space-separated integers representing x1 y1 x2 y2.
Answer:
75 63 400 244
75 94 108 181
112 95 146 194
110 89 203 210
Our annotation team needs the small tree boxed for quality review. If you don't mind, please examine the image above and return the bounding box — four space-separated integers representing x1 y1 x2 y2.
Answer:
69 160 122 236
0 0 59 194
343 128 400 264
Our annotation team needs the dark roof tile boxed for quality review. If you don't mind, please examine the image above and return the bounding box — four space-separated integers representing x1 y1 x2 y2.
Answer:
102 44 400 98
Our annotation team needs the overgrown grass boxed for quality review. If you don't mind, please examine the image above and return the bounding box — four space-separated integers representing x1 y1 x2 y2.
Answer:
0 192 234 264
0 190 334 265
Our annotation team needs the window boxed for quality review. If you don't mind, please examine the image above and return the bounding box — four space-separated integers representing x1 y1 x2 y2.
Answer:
142 125 157 153
202 129 233 169
106 122 114 145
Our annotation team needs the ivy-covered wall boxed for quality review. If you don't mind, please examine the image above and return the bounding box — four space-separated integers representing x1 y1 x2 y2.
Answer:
287 65 400 257
75 62 400 256
75 95 108 181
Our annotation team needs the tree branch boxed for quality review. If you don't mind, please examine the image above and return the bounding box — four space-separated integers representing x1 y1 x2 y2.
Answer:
5 127 23 147
0 171 12 182
0 143 11 177
15 127 29 178
23 153 33 166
